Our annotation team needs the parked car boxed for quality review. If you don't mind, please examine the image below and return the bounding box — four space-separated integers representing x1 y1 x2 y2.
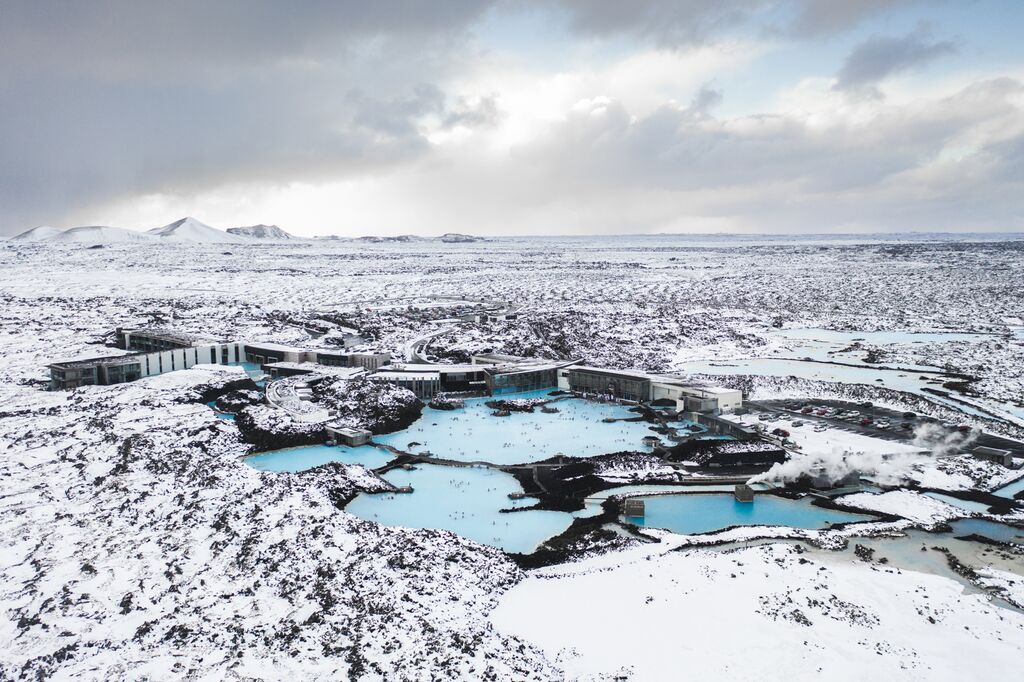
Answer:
860 418 873 426
903 412 916 419
957 424 972 433
900 422 913 430
791 420 804 427
771 428 790 437
801 407 813 414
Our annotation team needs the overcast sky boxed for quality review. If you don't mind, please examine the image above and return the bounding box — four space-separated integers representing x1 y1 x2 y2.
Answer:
2 0 1023 236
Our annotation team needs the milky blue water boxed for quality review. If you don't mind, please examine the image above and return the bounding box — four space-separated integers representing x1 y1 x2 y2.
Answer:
345 463 576 553
228 360 266 380
774 328 995 346
206 400 235 420
372 390 661 464
675 357 990 418
950 519 1024 544
622 493 873 535
923 492 993 514
994 476 1024 499
245 444 393 472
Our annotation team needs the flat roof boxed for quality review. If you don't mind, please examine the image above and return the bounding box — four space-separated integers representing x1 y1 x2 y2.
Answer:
327 425 372 436
690 386 741 395
245 341 310 353
122 328 215 344
567 365 652 381
371 371 440 381
316 349 388 357
486 360 576 375
389 363 483 373
49 351 140 369
265 362 366 377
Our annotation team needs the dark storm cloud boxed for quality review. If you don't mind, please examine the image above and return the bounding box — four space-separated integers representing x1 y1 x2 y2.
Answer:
534 0 922 45
0 0 1007 235
835 29 957 91
789 0 925 36
0 1 493 78
0 1 498 232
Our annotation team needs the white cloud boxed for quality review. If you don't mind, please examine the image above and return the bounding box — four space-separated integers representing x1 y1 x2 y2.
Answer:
4 1 1023 236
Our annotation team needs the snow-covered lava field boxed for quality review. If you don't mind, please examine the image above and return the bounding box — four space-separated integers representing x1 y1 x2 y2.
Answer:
3 233 1024 681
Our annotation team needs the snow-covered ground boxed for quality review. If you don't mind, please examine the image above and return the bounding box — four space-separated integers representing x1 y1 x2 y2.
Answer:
2 235 1023 679
492 542 1024 681
839 490 970 525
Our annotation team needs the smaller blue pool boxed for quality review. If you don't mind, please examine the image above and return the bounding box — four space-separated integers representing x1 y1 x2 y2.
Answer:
623 493 873 535
245 444 394 472
994 476 1024 499
206 400 235 420
923 492 992 514
950 519 1024 544
346 464 575 554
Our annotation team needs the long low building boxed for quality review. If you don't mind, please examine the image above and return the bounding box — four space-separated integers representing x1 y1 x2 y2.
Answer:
49 341 246 390
383 363 490 394
50 328 745 417
562 365 652 402
368 370 441 398
485 360 578 395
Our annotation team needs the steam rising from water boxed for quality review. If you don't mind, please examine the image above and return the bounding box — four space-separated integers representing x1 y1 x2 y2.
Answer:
750 422 978 487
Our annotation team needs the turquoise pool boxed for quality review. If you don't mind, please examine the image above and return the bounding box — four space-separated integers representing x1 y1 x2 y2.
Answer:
245 444 393 472
950 518 1024 544
923 492 993 514
346 463 576 554
994 476 1024 499
228 360 266 380
622 493 873 535
372 390 662 464
206 400 236 420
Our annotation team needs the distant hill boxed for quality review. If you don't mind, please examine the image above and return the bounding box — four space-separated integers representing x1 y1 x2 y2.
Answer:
148 217 249 243
51 226 157 243
8 225 64 241
7 221 487 245
437 233 486 243
227 224 296 240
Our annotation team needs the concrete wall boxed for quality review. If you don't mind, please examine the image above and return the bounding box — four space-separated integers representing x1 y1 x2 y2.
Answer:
714 390 743 413
134 342 245 379
557 369 571 390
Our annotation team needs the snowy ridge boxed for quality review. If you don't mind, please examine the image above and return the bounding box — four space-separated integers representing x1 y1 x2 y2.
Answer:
147 216 249 243
6 217 275 244
50 225 158 243
7 225 63 241
226 224 296 240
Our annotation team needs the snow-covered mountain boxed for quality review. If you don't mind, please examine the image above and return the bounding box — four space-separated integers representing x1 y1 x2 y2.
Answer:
50 225 157 243
7 225 64 241
226 224 296 240
148 217 249 243
438 233 486 243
